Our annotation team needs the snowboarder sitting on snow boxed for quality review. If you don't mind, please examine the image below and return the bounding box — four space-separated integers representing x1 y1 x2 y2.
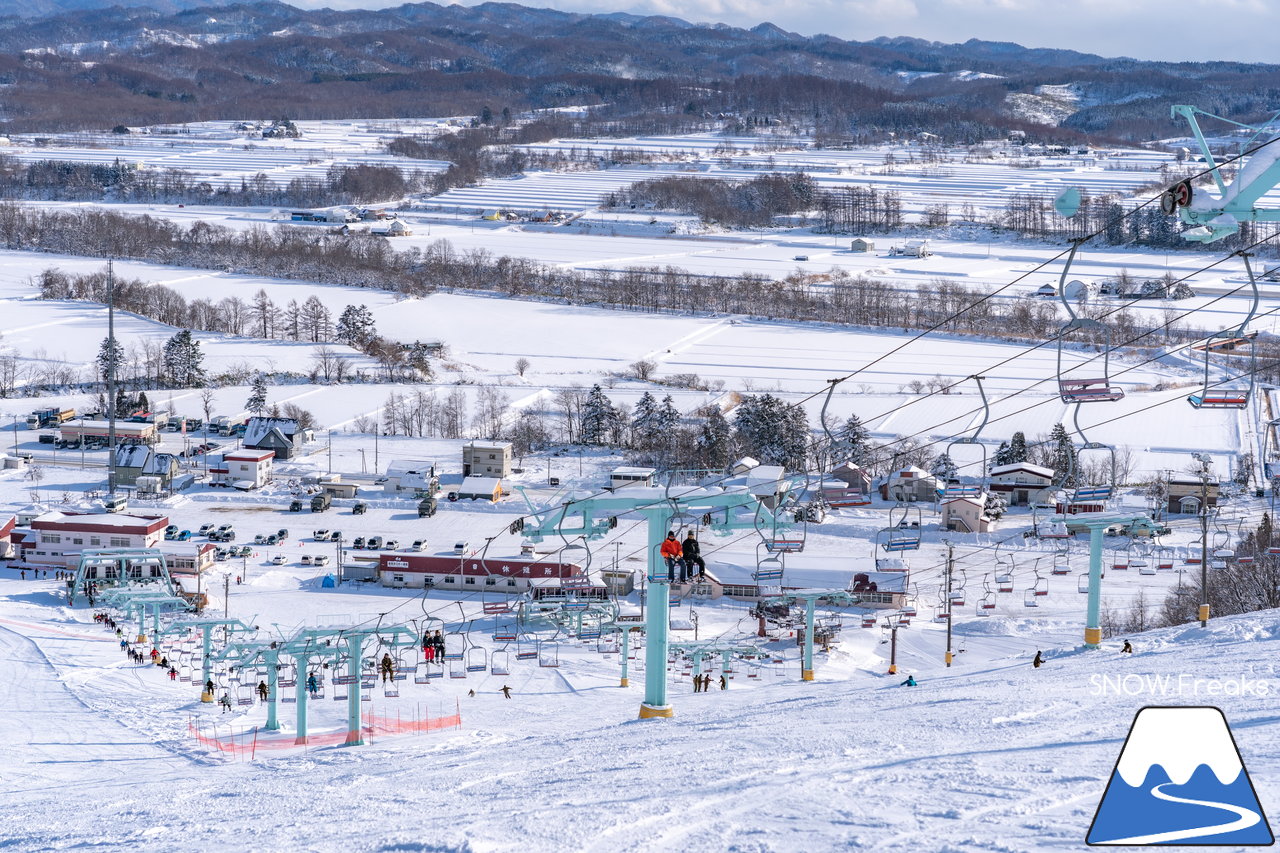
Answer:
1033 650 1044 668
1121 640 1133 654
660 532 684 582
256 680 269 702
900 675 917 687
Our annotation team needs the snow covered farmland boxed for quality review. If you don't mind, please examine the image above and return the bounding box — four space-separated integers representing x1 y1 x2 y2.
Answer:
2 121 1280 852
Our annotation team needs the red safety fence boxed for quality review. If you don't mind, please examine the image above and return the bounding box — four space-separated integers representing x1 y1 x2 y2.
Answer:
189 701 461 759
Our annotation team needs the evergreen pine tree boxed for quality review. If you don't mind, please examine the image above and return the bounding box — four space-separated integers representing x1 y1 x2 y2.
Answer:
835 413 870 464
735 394 808 470
580 385 616 445
630 391 660 451
985 491 1007 520
1009 431 1029 463
161 330 205 387
930 452 958 481
336 304 377 350
246 373 268 415
992 440 1012 468
1048 423 1077 486
696 407 733 470
96 336 124 386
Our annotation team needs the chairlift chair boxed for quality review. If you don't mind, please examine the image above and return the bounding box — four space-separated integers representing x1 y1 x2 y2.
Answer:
1055 247 1125 404
932 606 950 623
881 505 922 552
1077 573 1091 594
755 548 785 583
442 633 465 661
1157 547 1175 570
493 624 517 642
1189 254 1260 409
538 640 560 668
1023 588 1039 607
516 636 538 660
943 375 991 497
861 614 877 628
465 647 487 672
448 659 467 679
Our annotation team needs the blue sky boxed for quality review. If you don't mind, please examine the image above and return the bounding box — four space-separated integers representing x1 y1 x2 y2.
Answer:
285 0 1274 64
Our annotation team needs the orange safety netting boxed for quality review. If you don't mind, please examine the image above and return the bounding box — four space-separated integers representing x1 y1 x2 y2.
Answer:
189 702 461 758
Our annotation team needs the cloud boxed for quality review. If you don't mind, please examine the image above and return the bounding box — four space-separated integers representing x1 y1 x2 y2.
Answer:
282 0 1280 63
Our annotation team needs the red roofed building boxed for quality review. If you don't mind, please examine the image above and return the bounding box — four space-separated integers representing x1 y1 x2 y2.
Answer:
19 511 168 568
378 552 585 594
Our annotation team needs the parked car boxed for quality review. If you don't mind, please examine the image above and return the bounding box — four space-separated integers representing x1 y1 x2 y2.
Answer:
164 525 179 538
311 493 331 512
235 545 253 558
384 539 399 551
352 502 368 515
289 500 303 512
454 540 469 555
198 523 215 536
271 554 287 565
173 530 191 541
367 535 383 550
313 529 331 541
276 528 289 541
301 555 314 566
352 536 366 549
214 548 230 561
265 534 280 545
330 530 343 542
254 534 268 545
313 555 330 567
410 540 426 551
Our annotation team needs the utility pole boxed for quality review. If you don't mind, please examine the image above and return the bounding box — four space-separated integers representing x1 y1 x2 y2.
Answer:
106 259 117 495
223 573 230 620
335 534 343 584
327 431 332 474
944 542 954 667
1198 454 1211 627
887 620 899 674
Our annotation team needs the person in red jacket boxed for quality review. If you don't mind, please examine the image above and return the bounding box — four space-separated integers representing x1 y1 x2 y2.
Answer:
660 531 683 582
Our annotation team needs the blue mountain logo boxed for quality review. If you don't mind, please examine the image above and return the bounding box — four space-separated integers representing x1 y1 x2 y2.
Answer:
1088 706 1273 846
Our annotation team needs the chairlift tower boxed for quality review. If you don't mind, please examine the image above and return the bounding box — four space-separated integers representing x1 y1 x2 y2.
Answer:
760 589 861 680
518 482 791 718
1043 511 1154 647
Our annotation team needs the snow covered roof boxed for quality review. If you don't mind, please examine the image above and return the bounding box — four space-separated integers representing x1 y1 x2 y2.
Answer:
113 445 151 468
889 465 935 480
243 417 299 447
989 462 1054 478
224 449 274 462
459 476 502 494
386 459 435 477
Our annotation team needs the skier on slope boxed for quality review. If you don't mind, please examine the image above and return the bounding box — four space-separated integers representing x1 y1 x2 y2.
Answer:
1033 650 1044 668
900 674 917 687
1121 640 1133 654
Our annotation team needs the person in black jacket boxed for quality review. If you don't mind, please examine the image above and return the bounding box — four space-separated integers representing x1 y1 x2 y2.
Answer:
682 533 705 580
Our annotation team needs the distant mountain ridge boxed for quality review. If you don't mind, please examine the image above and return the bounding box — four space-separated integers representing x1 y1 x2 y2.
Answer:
0 0 1273 137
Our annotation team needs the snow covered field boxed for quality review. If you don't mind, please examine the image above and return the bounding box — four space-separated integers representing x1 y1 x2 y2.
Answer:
2 122 1279 849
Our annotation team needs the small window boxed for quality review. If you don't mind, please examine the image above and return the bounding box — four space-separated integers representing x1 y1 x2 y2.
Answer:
484 577 496 586
72 537 83 545
506 579 516 587
110 537 129 548
444 576 455 583
393 574 404 583
90 537 100 546
465 577 476 585
41 533 61 544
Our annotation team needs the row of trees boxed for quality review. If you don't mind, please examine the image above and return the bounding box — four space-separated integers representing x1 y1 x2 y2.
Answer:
7 206 1234 387
601 173 821 229
0 157 433 208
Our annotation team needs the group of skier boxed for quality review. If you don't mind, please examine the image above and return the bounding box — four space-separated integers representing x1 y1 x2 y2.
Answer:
691 672 728 692
660 531 707 583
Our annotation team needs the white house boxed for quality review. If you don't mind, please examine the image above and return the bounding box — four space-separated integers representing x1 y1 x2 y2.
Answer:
881 466 941 502
19 512 168 568
988 462 1056 506
610 467 656 489
456 476 503 502
940 493 992 533
463 441 513 478
210 449 275 489
385 459 436 494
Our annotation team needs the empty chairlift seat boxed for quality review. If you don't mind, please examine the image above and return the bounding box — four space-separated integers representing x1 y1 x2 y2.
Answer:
1058 378 1125 403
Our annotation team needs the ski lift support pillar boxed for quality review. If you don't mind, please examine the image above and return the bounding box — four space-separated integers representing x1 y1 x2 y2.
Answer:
1053 513 1154 648
519 484 784 719
174 617 254 702
762 590 860 681
619 625 643 687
